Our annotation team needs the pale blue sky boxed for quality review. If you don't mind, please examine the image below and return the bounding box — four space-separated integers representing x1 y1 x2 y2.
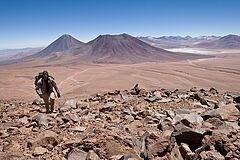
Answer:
0 0 240 49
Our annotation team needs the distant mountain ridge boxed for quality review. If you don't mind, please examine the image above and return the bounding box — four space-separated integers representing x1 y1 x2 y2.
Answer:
195 34 240 49
138 35 221 49
138 34 240 49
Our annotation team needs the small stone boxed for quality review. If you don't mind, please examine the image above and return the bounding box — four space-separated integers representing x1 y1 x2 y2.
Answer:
18 116 29 125
31 113 48 126
179 143 195 159
70 126 86 132
233 96 240 103
68 149 87 160
110 155 124 160
209 88 218 94
61 99 77 112
30 130 58 148
77 101 89 110
32 98 44 105
86 150 100 160
158 98 172 103
33 147 48 156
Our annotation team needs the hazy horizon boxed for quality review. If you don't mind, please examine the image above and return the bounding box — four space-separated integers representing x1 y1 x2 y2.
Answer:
1 0 240 49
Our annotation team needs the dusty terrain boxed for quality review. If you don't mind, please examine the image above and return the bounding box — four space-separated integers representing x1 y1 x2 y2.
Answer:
0 53 240 101
0 85 240 159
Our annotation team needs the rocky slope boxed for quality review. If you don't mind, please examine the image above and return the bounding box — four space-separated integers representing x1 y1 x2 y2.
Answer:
0 85 240 159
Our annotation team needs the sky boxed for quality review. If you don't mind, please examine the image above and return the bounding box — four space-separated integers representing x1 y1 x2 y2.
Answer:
0 0 240 49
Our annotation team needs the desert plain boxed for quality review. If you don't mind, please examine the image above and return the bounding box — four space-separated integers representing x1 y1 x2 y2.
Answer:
0 51 239 101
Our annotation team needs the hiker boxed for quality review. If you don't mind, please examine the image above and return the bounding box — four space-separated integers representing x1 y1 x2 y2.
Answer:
35 71 61 113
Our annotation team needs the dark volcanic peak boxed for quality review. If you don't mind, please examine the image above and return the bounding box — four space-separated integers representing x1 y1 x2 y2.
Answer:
85 33 167 56
72 33 206 63
38 34 84 56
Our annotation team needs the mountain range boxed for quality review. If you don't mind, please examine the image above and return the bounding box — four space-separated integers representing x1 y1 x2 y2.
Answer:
138 35 240 49
25 33 206 64
2 33 240 65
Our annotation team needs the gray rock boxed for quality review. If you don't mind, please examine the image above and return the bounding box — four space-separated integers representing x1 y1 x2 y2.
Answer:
174 109 204 127
206 118 225 128
153 90 162 98
18 116 29 125
158 118 174 131
68 149 87 160
66 113 80 123
175 109 192 115
99 102 116 113
86 150 100 160
32 98 44 105
144 97 156 103
63 99 77 110
201 103 240 121
158 98 172 103
201 109 222 121
31 113 48 126
70 126 86 132
179 113 203 127
33 147 48 156
120 94 128 101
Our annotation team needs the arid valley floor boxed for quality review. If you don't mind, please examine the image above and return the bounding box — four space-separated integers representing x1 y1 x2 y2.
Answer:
0 52 240 101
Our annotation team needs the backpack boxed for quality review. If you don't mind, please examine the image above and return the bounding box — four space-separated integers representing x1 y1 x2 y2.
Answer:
34 72 54 86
